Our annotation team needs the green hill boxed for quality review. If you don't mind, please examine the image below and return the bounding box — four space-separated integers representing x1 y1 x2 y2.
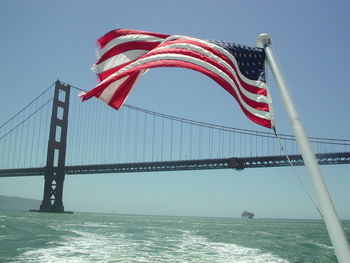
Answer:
0 195 41 211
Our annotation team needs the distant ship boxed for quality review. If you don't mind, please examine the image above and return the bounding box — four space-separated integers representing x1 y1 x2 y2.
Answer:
241 210 254 219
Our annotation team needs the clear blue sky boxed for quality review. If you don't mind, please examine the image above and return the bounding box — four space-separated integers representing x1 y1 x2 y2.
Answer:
0 0 349 219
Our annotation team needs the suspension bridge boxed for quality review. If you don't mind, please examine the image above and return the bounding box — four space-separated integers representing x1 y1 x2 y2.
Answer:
1 80 349 213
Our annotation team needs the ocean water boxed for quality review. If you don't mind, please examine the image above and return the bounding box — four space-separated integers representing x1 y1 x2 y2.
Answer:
0 210 349 262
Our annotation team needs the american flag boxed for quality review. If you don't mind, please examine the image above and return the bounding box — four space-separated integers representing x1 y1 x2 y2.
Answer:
81 29 274 128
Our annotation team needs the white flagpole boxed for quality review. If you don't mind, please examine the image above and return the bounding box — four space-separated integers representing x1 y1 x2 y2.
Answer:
257 33 350 263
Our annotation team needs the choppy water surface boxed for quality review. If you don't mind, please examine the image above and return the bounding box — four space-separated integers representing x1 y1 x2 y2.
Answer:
0 210 348 262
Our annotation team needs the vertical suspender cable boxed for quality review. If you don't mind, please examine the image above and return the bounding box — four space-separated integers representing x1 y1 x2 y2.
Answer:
222 130 225 157
152 113 155 161
36 95 44 166
82 102 90 164
209 128 212 158
107 108 113 163
117 109 123 163
199 126 202 159
239 132 241 157
143 112 147 161
179 120 183 159
255 131 258 157
23 111 29 168
229 131 232 157
11 117 18 168
170 118 173 160
218 129 222 158
189 124 193 159
79 96 85 164
134 110 139 162
29 102 37 166
19 112 24 168
92 105 99 164
126 107 131 162
244 133 247 157
161 116 164 161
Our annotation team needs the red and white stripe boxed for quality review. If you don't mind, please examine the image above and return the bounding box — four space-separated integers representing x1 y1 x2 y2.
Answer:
82 29 274 128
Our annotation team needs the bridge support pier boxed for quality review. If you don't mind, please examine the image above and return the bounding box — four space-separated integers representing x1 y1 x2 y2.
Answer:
37 80 71 213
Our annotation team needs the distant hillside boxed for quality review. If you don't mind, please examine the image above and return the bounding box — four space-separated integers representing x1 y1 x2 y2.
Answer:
0 195 41 211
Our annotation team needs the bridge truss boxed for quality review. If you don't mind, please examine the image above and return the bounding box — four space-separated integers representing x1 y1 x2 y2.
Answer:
1 152 350 178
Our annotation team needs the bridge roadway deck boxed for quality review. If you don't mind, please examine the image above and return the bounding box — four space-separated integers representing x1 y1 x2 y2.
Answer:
0 152 349 177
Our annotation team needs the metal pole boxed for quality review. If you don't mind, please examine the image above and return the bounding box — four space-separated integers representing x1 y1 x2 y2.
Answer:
257 34 350 263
